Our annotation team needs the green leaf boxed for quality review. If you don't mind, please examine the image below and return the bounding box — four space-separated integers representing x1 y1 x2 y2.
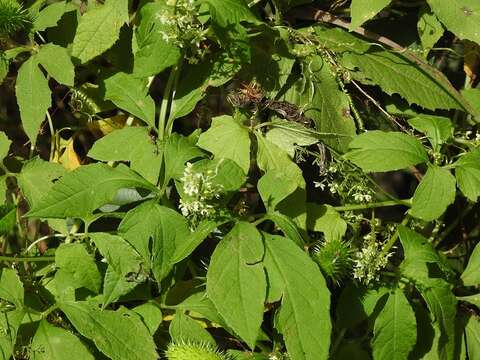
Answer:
169 312 215 346
345 131 428 172
55 243 101 293
417 7 444 52
207 222 266 348
461 242 480 286
313 26 372 53
175 292 224 326
104 73 156 128
306 204 347 242
90 233 144 307
171 219 230 264
342 49 463 110
0 204 16 235
0 52 8 85
465 316 480 360
60 301 157 360
31 320 94 360
133 2 181 77
88 126 161 184
458 294 480 308
462 88 480 116
0 309 24 359
408 115 452 152
197 115 251 173
204 0 259 27
17 158 66 209
15 56 51 144
119 200 190 283
33 1 68 32
261 212 305 247
410 166 456 221
26 163 157 221
132 302 162 335
163 134 204 183
265 120 318 158
372 288 417 360
0 131 10 160
279 55 356 153
263 233 331 360
71 0 128 63
426 0 480 44
0 268 24 307
454 149 480 202
349 0 393 29
258 169 301 212
36 44 75 86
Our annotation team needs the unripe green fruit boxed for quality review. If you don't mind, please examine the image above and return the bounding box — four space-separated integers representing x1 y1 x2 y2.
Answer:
165 342 231 360
0 0 32 35
312 239 353 282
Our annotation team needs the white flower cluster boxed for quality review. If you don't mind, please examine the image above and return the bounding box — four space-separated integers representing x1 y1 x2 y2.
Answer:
353 233 393 285
179 163 223 224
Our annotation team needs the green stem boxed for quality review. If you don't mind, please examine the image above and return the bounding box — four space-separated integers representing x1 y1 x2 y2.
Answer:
0 255 55 262
41 304 58 318
382 216 410 255
158 68 177 140
45 111 56 161
334 199 410 212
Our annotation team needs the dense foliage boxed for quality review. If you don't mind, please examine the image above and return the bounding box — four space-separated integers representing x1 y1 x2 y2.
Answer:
0 0 480 359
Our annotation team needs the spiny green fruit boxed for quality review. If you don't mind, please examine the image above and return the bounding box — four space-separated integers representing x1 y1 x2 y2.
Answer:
165 342 232 360
0 0 33 36
312 239 353 282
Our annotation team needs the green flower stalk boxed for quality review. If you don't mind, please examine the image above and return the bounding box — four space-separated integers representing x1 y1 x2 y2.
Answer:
0 0 32 36
165 342 232 360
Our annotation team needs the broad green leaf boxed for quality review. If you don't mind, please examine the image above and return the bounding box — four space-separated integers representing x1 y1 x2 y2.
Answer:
60 301 157 360
261 212 305 247
0 268 23 307
15 56 51 144
258 169 301 212
207 222 266 348
264 234 331 360
313 26 372 53
465 316 480 360
398 226 452 281
104 73 156 128
88 126 161 184
0 309 25 359
458 294 480 308
171 219 230 264
342 49 463 110
279 55 356 153
345 131 428 172
36 44 75 86
410 166 456 221
349 0 393 29
163 133 204 183
33 1 68 32
0 204 16 235
306 204 347 242
119 200 190 283
55 243 101 293
169 312 215 346
461 242 480 286
90 233 144 307
188 158 247 193
0 132 11 160
265 120 318 158
175 292 224 326
372 288 417 360
17 158 66 209
426 0 480 44
26 163 157 220
417 7 444 52
462 88 480 116
197 115 251 173
454 149 480 202
133 302 162 335
336 283 389 329
0 176 6 204
333 341 370 360
408 115 452 152
31 320 94 360
71 0 128 63
133 2 181 77
0 53 8 85
204 0 259 27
